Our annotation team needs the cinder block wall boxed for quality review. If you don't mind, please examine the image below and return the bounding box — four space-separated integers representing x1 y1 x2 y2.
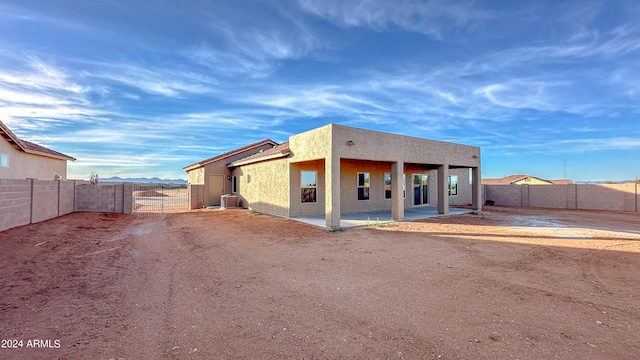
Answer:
59 181 76 215
484 183 639 212
1 179 133 233
75 183 133 214
188 184 204 209
577 184 636 212
528 185 569 209
122 183 133 214
484 185 524 207
31 180 59 223
0 179 32 232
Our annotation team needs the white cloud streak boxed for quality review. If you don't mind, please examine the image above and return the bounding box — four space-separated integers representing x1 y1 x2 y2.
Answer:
296 0 492 39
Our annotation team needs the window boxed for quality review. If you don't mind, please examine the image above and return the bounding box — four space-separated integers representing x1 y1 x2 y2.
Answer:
469 168 473 184
231 176 237 193
357 172 370 201
384 173 406 199
301 170 317 203
247 174 252 184
0 154 8 168
449 175 458 196
384 173 391 199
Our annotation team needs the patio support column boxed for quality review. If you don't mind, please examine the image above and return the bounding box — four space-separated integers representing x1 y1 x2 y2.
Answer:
391 160 404 221
325 156 341 228
472 166 482 210
437 164 449 215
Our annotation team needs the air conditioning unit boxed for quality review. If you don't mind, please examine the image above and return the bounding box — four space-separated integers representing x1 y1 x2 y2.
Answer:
221 194 238 209
54 174 62 180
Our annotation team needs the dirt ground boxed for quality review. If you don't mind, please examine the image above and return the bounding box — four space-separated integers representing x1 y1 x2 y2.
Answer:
1 207 639 359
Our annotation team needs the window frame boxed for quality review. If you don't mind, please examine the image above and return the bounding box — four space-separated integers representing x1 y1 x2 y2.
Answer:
0 154 9 168
448 175 458 196
300 170 317 204
357 172 370 201
384 172 406 200
231 176 237 193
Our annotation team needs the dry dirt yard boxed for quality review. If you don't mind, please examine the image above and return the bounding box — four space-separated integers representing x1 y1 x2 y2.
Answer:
1 207 639 359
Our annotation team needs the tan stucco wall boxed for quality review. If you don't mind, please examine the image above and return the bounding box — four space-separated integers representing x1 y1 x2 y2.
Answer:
230 124 480 221
337 161 471 214
327 124 480 167
339 159 393 213
187 142 277 206
513 177 551 185
288 125 332 162
187 168 204 184
203 160 231 205
427 168 472 206
289 160 326 217
0 138 68 180
233 158 290 217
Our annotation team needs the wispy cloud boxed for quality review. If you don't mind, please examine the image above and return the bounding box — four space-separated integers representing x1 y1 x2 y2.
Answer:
183 3 323 78
296 0 492 39
0 56 99 130
85 62 218 97
0 2 90 32
1 0 638 181
487 137 640 156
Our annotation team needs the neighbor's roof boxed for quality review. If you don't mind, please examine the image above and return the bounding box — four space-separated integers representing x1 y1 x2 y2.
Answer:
548 179 572 185
482 174 571 185
0 120 76 161
183 138 278 171
230 142 290 167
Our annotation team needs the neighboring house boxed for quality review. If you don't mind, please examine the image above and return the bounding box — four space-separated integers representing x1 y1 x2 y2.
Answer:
482 175 571 185
0 121 75 180
184 124 482 228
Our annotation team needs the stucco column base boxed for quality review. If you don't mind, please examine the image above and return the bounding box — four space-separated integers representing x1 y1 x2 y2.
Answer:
325 157 341 229
472 166 482 211
438 164 449 215
391 161 404 221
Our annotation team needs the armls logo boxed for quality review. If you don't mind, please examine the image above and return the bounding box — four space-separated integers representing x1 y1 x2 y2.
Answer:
26 339 61 348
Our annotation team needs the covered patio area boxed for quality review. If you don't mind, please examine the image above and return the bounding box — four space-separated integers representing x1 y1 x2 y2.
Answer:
291 206 474 228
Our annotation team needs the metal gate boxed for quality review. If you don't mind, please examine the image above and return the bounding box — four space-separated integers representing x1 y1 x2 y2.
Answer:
132 183 189 213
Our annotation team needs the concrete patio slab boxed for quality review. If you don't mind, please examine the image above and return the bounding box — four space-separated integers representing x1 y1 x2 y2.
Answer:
291 206 474 228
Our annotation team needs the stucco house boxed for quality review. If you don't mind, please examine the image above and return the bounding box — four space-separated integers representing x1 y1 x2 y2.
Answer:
185 124 482 228
184 139 279 206
483 175 571 185
0 121 75 180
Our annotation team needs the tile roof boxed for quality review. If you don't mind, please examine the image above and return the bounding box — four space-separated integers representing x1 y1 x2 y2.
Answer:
183 139 278 170
482 174 571 185
21 140 76 161
482 174 532 185
230 142 290 166
0 120 75 161
549 179 572 185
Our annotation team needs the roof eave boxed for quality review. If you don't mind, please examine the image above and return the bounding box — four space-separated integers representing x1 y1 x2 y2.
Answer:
229 150 290 167
24 149 76 161
183 163 203 172
0 125 27 152
183 139 279 171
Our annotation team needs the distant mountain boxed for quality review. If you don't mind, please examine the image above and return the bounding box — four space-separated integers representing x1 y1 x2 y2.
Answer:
100 177 187 184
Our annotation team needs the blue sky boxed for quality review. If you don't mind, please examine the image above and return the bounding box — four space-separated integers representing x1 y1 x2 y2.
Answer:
1 0 638 181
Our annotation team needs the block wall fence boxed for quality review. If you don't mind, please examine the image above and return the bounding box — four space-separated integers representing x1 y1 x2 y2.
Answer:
484 183 639 212
188 184 204 210
0 179 133 233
